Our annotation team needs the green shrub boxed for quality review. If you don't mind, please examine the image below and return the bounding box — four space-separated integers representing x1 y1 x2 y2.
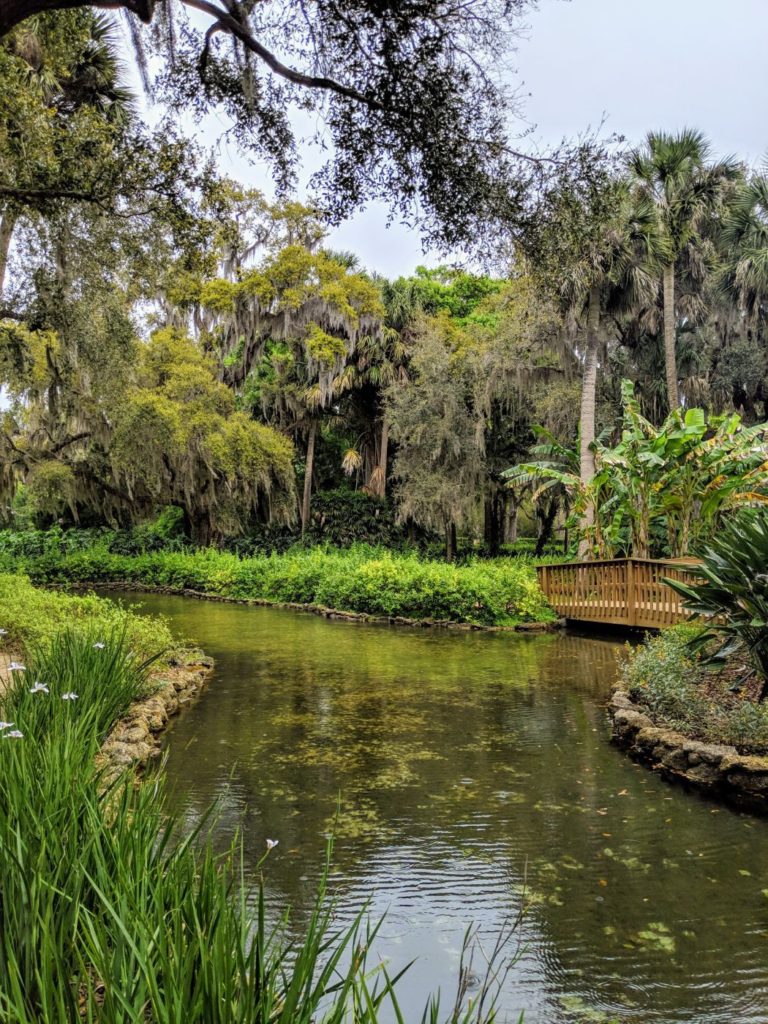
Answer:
623 625 768 753
0 541 555 627
0 573 175 660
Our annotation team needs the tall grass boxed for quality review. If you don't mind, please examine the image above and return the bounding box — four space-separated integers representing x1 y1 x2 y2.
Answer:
0 630 519 1022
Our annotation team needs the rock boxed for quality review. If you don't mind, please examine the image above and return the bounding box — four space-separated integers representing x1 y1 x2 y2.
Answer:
608 687 768 813
114 723 150 744
98 652 214 778
682 739 730 767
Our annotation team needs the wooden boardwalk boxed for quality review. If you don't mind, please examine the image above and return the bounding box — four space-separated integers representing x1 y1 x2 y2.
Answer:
537 558 701 629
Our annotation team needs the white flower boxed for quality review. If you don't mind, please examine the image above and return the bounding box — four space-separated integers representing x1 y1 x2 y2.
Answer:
4 730 23 739
0 628 7 636
265 838 279 850
93 642 106 650
29 681 49 694
61 692 79 701
0 721 14 730
8 662 25 672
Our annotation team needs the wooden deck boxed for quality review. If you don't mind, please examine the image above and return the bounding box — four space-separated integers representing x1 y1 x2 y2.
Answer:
537 558 701 629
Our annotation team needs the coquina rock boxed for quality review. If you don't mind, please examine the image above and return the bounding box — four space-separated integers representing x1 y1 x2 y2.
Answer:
608 687 768 812
98 652 214 778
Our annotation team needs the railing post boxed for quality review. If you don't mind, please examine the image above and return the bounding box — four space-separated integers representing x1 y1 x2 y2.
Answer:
626 559 636 627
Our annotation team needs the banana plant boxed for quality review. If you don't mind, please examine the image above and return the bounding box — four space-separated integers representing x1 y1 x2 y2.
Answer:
507 380 768 559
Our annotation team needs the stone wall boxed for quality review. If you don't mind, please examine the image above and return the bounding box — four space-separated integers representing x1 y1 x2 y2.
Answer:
98 652 214 778
609 688 768 812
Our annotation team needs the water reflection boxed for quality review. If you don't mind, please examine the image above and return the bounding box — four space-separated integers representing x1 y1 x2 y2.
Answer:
105 591 768 1024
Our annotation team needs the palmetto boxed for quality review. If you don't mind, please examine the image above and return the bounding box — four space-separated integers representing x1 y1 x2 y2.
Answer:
720 170 768 319
666 510 768 702
629 128 739 410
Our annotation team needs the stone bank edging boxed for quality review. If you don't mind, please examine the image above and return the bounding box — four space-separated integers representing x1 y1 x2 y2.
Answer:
68 579 563 633
609 687 768 811
98 652 214 777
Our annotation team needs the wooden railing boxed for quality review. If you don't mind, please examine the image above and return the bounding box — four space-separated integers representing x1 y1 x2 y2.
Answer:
537 558 701 629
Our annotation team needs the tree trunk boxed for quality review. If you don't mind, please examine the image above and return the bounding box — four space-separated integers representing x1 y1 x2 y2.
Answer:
504 497 518 544
535 496 558 557
0 211 17 295
578 284 600 558
445 520 456 562
301 420 317 535
373 413 389 498
663 262 679 411
484 495 502 556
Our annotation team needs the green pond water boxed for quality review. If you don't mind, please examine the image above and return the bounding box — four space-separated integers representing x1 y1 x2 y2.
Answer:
108 591 768 1023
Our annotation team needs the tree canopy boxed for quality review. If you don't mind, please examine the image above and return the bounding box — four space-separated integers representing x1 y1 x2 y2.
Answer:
0 1 545 249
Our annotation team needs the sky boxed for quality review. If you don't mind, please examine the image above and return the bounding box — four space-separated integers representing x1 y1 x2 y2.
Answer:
328 0 768 276
171 0 768 279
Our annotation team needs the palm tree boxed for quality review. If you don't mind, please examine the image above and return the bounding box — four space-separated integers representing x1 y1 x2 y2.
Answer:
720 170 768 319
629 129 738 410
562 188 662 553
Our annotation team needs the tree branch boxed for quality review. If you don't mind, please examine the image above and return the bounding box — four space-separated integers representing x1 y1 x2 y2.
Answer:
181 0 384 109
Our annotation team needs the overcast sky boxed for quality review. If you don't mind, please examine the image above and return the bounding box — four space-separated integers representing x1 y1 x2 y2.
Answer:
149 0 768 277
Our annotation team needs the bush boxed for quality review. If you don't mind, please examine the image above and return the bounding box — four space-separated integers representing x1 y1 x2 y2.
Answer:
623 625 768 753
0 540 555 627
0 573 175 660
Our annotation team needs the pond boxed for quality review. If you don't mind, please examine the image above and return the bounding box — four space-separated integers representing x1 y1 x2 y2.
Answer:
109 591 768 1024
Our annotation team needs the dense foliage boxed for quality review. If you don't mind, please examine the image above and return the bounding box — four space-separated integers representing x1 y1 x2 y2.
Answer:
0 571 173 656
3 16 768 565
512 380 768 558
0 542 554 627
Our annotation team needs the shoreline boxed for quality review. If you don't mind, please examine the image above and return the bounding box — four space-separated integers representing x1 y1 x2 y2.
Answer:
609 687 768 813
97 649 215 778
64 578 563 634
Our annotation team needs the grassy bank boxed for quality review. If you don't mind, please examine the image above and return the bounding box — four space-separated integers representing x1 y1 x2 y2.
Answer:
0 572 174 659
623 626 768 753
0 542 554 627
